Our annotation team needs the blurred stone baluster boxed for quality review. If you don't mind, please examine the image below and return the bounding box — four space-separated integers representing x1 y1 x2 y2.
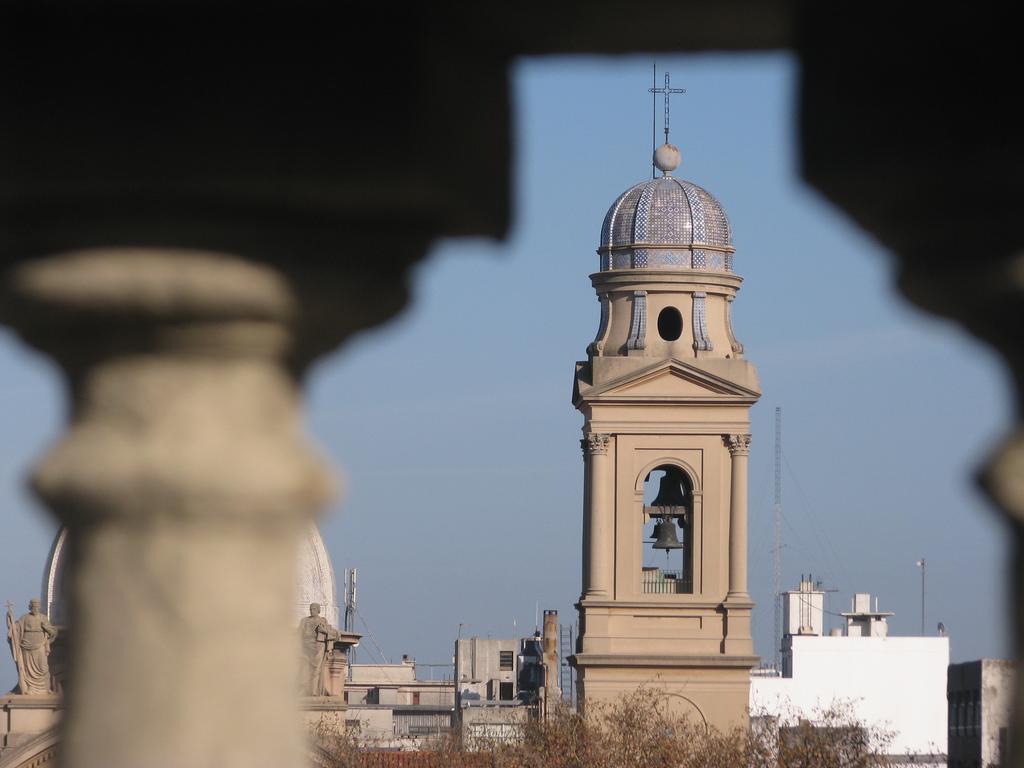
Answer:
0 7 511 764
0 247 418 766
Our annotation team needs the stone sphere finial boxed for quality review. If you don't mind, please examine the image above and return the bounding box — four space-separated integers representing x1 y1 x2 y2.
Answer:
653 143 681 175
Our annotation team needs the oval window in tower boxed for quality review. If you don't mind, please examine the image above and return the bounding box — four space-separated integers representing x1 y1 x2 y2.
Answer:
657 306 683 341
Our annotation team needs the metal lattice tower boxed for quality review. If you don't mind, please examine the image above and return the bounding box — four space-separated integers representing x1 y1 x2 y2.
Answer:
773 407 782 671
559 624 576 705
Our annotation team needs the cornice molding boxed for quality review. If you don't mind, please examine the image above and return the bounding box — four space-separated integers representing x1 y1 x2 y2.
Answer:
576 357 761 405
571 653 759 669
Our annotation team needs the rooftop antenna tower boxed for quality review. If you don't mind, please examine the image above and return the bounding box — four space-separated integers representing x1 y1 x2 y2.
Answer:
773 407 783 670
344 568 357 668
648 63 685 179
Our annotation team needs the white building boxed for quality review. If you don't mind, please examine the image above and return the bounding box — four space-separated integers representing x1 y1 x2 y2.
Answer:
751 579 949 762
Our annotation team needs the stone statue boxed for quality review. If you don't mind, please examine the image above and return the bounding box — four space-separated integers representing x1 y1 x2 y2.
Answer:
298 603 340 696
6 599 58 695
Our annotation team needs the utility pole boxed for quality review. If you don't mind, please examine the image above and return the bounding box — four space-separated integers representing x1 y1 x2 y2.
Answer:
773 407 783 671
915 558 926 635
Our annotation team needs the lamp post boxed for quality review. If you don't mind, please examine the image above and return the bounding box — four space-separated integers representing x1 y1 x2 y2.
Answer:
915 558 926 636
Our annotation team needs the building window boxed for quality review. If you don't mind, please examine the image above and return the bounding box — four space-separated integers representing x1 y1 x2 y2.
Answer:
499 682 514 701
412 691 421 705
499 651 514 671
657 306 683 341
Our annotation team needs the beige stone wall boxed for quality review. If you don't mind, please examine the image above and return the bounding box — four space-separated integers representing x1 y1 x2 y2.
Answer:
578 665 752 730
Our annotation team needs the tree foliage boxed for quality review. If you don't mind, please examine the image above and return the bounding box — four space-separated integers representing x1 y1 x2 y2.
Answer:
315 688 894 768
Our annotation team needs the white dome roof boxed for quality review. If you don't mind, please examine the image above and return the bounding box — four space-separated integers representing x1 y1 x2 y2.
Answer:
598 174 734 272
41 528 68 625
42 523 340 629
295 524 340 628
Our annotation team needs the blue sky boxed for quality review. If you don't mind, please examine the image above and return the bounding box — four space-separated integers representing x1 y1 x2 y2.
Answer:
0 53 1011 688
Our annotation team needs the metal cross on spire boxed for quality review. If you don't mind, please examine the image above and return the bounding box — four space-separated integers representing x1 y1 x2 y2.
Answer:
649 67 686 146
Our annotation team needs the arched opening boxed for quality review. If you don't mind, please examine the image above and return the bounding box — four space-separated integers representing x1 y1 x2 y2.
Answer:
641 465 693 594
657 306 683 341
658 693 709 732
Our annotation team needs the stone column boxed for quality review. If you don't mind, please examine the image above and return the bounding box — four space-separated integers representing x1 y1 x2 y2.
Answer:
725 434 752 599
325 647 349 698
583 433 612 599
580 441 592 598
0 247 420 768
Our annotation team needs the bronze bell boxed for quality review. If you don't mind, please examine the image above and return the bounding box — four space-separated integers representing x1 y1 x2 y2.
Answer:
650 469 686 509
651 518 683 551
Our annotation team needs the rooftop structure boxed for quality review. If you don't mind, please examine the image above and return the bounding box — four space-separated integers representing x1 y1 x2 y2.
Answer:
841 593 895 639
455 637 521 708
781 575 825 639
343 657 455 747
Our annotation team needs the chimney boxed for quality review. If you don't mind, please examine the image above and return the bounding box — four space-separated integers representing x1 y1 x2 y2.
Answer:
542 610 561 700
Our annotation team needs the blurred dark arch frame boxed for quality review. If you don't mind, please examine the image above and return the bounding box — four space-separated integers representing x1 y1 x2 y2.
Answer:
2 2 1023 765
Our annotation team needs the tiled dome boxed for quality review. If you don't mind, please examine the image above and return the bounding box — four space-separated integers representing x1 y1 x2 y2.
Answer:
598 175 734 272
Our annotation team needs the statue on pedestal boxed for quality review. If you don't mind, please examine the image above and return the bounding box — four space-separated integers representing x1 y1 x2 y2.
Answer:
298 602 341 696
6 598 58 695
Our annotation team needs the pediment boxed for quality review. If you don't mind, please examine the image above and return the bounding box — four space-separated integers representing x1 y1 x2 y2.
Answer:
579 359 759 403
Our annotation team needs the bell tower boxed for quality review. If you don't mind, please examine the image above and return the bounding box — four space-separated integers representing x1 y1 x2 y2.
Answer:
571 139 760 729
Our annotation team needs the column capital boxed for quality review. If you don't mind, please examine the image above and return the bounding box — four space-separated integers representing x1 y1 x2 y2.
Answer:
724 434 752 456
582 433 611 456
